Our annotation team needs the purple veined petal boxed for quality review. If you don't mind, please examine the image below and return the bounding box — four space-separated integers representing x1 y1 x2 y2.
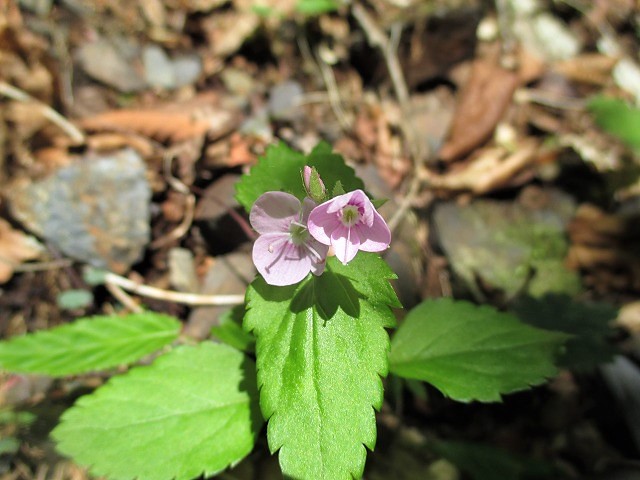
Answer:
308 201 342 245
250 191 301 234
331 225 361 264
357 209 391 252
252 233 314 286
325 190 355 214
352 190 375 227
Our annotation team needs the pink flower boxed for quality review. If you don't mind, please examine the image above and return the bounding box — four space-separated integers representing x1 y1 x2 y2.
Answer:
307 189 391 265
250 191 329 286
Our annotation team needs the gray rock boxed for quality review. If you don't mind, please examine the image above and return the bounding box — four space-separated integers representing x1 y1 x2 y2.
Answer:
76 38 147 93
433 187 581 300
8 149 151 273
186 251 255 340
268 80 304 121
143 45 176 89
172 55 202 88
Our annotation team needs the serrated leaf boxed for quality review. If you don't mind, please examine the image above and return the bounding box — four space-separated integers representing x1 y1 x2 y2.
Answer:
235 142 364 212
245 253 399 479
389 299 568 402
53 343 262 480
0 313 181 376
512 294 617 371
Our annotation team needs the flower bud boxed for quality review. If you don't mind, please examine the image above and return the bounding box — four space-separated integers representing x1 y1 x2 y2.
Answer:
302 166 326 203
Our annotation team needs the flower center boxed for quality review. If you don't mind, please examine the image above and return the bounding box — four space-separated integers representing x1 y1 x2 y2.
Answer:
341 205 361 227
289 222 310 245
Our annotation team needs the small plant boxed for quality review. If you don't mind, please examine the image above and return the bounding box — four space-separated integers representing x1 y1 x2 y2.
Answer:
0 143 572 479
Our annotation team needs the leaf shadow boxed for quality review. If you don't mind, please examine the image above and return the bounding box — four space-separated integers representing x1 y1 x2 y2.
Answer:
290 271 362 321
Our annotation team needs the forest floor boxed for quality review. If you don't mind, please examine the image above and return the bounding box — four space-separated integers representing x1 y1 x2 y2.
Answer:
1 0 640 479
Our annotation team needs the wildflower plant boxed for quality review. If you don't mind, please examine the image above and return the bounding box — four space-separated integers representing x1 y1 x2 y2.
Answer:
0 143 575 480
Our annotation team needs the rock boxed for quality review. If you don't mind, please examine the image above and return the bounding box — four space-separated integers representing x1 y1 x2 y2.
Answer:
143 45 202 89
76 37 147 93
186 250 255 340
143 45 176 89
268 80 304 121
172 54 202 87
8 148 151 273
433 187 581 301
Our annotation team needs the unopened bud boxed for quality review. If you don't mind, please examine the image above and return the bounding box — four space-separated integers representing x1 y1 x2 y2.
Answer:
302 166 326 203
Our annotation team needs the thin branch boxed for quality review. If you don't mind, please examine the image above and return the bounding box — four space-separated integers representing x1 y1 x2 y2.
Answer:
105 282 144 313
104 271 245 306
352 3 429 231
0 81 85 144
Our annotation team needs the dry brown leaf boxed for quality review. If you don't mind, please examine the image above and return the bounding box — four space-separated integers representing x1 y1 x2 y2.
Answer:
425 139 539 194
78 93 240 143
0 218 41 284
555 53 618 86
439 58 519 162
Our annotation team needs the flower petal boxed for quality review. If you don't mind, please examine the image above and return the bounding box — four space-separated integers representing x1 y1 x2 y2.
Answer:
252 233 313 286
357 209 391 253
331 225 360 264
308 201 341 245
250 191 301 234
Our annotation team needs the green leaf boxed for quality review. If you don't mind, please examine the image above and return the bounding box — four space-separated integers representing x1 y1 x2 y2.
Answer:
235 142 364 212
211 305 255 353
245 253 399 479
588 96 640 150
52 343 262 480
0 313 181 376
56 289 93 310
431 440 560 480
389 299 568 402
296 0 339 15
511 294 617 371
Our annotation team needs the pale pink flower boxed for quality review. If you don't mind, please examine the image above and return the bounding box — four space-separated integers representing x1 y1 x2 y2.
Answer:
250 191 329 286
307 189 391 265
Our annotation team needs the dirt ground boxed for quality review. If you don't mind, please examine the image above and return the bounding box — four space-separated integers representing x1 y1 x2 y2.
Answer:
1 0 640 478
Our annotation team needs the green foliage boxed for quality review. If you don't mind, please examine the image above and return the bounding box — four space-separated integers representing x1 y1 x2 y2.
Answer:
244 253 400 479
0 313 181 376
512 294 617 371
211 305 255 352
431 440 560 480
296 0 340 15
389 299 568 402
53 343 262 480
588 96 640 150
235 142 364 212
56 289 94 310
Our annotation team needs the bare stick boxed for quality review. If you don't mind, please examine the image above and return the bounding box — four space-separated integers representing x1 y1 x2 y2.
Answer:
104 271 245 306
352 3 428 230
105 282 143 313
0 81 85 144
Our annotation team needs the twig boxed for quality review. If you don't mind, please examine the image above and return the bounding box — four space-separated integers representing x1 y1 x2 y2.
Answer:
315 48 353 130
12 258 73 272
104 271 245 306
105 282 143 313
352 3 429 231
0 81 85 144
151 149 196 249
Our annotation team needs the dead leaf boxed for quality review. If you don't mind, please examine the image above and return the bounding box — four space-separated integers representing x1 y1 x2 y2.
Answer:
425 139 539 194
0 218 41 284
555 53 618 86
78 93 240 143
439 58 519 162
